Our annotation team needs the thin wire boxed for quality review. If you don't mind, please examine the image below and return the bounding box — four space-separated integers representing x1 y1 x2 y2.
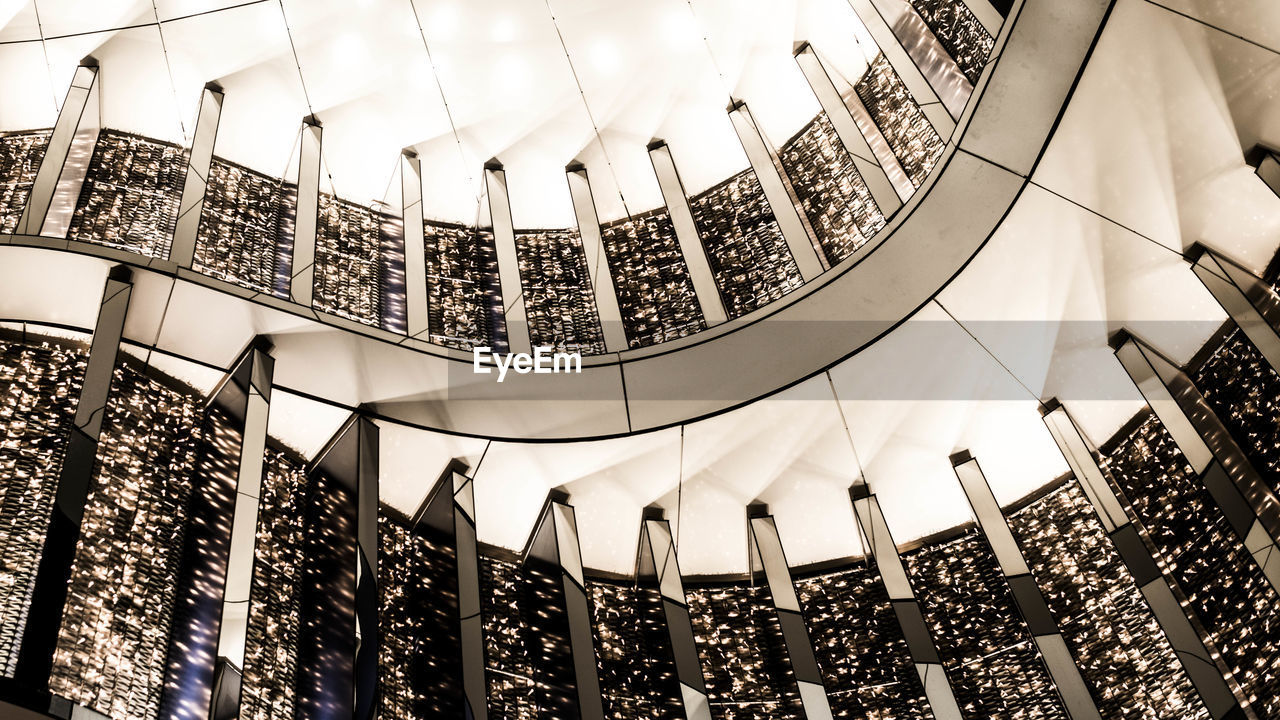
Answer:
404 0 481 206
544 0 648 296
472 439 494 479
149 1 190 145
31 0 59 115
0 0 273 47
932 298 1043 402
675 425 685 552
378 153 401 207
542 0 632 221
681 0 733 98
825 370 889 568
825 370 866 482
1027 176 1191 261
275 0 315 117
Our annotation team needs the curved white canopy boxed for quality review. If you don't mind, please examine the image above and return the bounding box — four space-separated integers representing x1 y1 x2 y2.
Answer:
2 0 1279 575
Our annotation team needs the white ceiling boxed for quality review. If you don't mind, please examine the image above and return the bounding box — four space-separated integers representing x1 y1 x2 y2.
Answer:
0 0 877 227
3 0 1280 575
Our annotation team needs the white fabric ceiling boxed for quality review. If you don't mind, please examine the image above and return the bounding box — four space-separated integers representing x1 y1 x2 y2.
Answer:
3 0 1280 575
0 0 876 227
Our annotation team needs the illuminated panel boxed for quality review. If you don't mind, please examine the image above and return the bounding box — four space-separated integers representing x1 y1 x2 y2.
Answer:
48 362 204 719
277 184 298 299
909 0 995 84
379 212 408 334
157 403 243 720
522 557 578 717
0 131 52 234
685 583 805 720
794 561 933 718
479 555 536 720
1193 329 1280 488
66 130 185 259
193 158 294 298
1103 414 1280 719
0 335 86 678
855 54 946 188
904 530 1068 719
239 449 308 720
1009 481 1208 718
777 113 886 265
515 227 607 355
424 221 507 351
379 512 463 718
688 168 805 319
600 208 706 348
295 468 358 720
589 579 683 718
313 194 383 328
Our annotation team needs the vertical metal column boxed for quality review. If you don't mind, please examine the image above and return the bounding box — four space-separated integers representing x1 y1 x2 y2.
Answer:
746 505 834 720
295 415 379 720
726 100 826 279
400 150 430 341
16 62 100 238
565 163 628 353
637 510 712 720
206 339 274 719
792 43 908 211
1040 399 1246 720
406 460 488 719
523 491 605 720
844 0 960 133
289 117 323 309
1187 244 1280 375
1111 330 1280 593
647 140 728 326
448 465 489 720
170 83 225 269
848 483 963 719
158 337 274 720
9 267 131 714
950 450 1104 720
482 161 531 354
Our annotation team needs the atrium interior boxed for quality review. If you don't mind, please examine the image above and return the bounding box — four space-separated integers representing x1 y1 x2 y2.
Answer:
2 0 1280 718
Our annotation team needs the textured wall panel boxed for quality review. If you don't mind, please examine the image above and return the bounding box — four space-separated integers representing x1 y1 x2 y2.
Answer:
1193 329 1280 491
193 159 294 298
313 194 383 328
685 583 804 720
379 514 463 718
424 221 507 351
589 580 684 719
855 54 946 188
688 169 804 319
0 131 52 235
480 555 537 720
904 530 1068 719
0 336 86 678
48 362 204 719
600 208 705 348
1010 481 1208 719
515 228 606 355
909 0 995 83
794 560 933 718
239 449 308 720
1104 414 1280 719
777 114 885 265
67 131 185 259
